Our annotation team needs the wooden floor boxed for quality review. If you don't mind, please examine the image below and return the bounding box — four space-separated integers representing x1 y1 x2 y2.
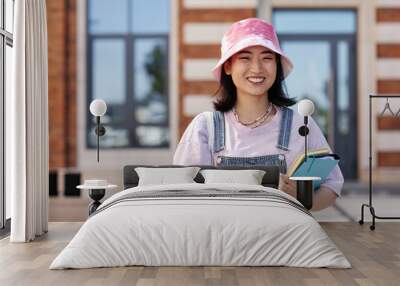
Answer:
0 222 399 286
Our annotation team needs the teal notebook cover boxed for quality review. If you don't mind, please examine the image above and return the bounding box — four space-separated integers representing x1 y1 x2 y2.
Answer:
292 156 339 190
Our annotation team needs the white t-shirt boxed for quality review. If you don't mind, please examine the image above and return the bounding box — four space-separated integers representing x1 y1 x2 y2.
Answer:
173 107 344 196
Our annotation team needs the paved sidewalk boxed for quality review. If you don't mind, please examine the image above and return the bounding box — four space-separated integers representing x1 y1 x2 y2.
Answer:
314 181 400 222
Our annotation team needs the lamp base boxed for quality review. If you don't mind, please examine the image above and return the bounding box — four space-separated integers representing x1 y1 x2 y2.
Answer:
298 125 309 136
95 126 106 136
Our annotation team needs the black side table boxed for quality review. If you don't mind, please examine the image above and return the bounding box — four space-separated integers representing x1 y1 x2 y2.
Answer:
77 183 117 215
289 176 321 210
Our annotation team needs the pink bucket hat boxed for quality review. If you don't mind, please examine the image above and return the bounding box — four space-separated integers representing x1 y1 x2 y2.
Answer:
212 18 293 81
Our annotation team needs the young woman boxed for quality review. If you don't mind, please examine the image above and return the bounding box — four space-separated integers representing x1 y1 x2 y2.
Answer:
173 18 344 211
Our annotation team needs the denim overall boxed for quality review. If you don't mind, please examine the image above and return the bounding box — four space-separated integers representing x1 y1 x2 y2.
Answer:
209 107 293 173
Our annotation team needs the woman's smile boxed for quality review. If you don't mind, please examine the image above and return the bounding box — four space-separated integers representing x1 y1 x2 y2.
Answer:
246 76 266 84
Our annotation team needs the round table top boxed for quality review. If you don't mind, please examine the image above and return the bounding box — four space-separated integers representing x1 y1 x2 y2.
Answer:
76 184 117 190
289 176 321 181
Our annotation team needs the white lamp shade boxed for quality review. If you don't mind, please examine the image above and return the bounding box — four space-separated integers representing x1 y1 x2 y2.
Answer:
90 99 107 116
298 99 315 116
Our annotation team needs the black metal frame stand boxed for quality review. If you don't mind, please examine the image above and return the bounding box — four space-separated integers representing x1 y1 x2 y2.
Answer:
359 94 400 230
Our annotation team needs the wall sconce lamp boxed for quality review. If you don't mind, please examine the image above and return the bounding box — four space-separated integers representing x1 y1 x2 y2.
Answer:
89 99 107 162
297 99 315 162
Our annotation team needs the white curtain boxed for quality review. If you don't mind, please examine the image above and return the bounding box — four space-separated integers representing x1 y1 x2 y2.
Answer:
9 0 49 242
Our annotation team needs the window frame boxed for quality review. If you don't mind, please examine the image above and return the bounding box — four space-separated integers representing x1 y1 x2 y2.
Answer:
86 1 170 149
272 8 357 35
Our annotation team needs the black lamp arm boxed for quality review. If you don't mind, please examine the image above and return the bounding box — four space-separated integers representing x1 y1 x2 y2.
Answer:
298 115 310 162
94 116 106 162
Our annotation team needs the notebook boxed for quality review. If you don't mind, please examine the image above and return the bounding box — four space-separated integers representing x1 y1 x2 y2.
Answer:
290 153 340 190
287 148 330 176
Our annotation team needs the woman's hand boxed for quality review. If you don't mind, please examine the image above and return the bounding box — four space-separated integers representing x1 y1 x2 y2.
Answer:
278 174 297 198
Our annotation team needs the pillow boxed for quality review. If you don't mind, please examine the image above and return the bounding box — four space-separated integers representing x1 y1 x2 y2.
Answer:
200 169 266 185
135 167 200 186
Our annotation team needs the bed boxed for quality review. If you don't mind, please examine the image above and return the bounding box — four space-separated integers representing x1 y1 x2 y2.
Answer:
50 165 350 269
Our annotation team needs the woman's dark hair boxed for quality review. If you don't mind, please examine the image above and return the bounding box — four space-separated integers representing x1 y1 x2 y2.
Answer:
213 55 296 112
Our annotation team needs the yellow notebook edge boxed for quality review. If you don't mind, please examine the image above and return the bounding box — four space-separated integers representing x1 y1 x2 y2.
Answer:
287 148 331 177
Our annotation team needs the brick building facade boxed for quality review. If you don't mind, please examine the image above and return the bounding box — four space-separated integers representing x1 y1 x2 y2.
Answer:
47 0 77 169
47 0 400 183
376 6 400 168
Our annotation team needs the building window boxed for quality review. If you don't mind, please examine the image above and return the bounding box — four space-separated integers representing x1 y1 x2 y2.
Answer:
1 0 14 230
87 0 170 148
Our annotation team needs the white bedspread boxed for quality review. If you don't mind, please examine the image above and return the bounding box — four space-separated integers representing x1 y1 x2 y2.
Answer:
50 183 351 269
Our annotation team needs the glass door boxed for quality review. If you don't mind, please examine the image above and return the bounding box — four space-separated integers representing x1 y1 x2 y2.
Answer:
273 9 357 179
281 41 331 138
